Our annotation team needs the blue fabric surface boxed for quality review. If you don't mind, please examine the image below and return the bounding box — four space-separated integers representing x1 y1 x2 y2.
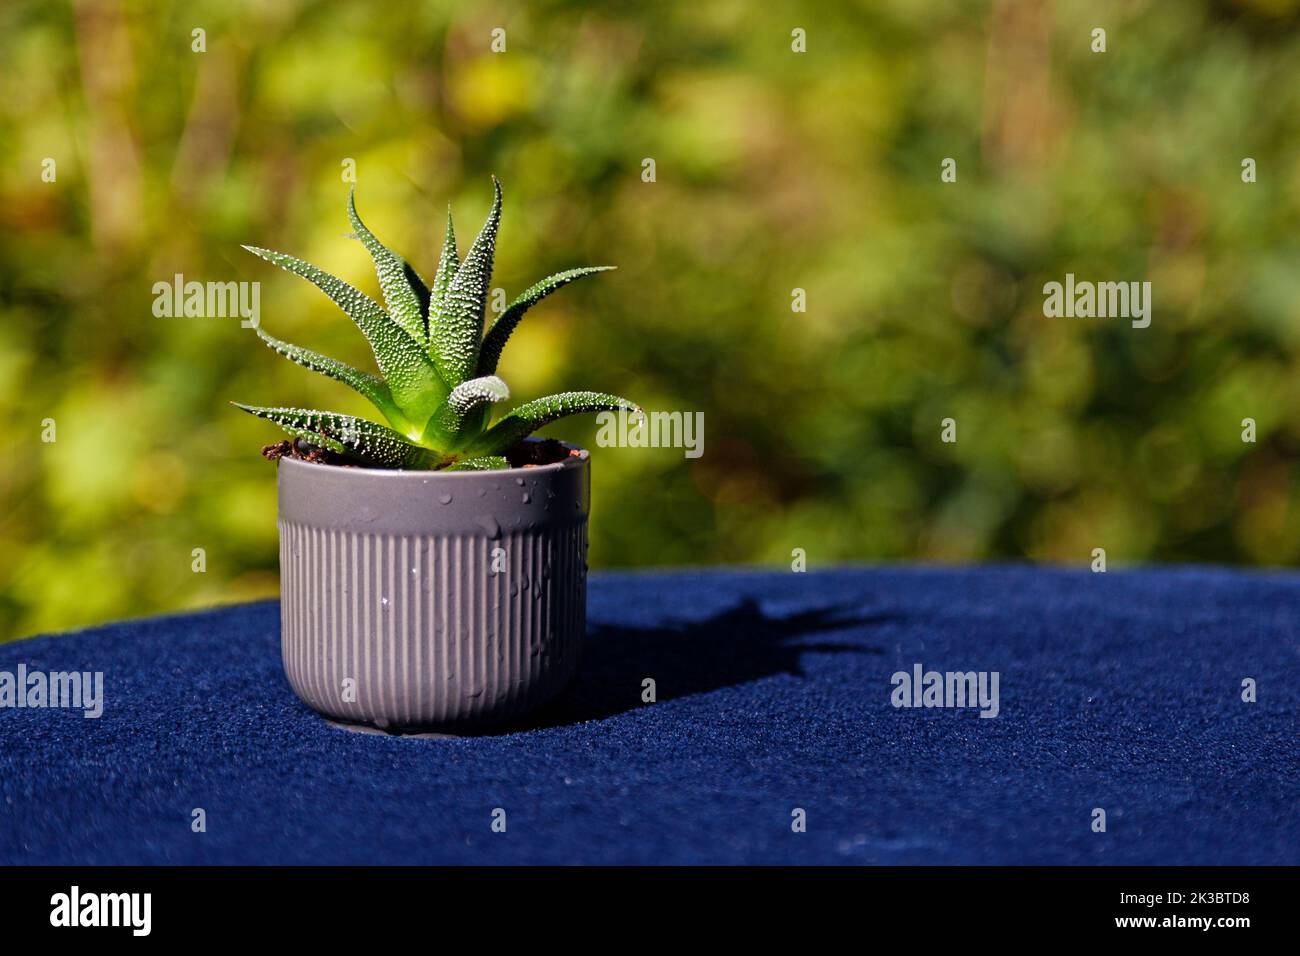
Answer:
1 565 1296 865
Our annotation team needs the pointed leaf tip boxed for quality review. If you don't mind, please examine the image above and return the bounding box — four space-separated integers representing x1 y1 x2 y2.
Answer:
429 202 460 329
465 390 638 458
346 188 429 345
430 178 503 386
478 266 616 376
251 324 398 423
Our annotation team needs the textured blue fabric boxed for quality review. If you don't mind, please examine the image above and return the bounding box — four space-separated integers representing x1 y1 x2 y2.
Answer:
1 565 1296 865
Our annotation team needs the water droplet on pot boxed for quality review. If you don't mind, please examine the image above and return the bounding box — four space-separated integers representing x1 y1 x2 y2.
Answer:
514 477 525 486
521 493 531 504
475 515 501 538
439 493 453 505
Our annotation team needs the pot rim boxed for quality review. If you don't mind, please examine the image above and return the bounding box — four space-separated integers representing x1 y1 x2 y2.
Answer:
277 437 589 481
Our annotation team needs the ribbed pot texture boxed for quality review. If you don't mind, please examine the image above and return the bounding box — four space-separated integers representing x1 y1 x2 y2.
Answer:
276 444 590 732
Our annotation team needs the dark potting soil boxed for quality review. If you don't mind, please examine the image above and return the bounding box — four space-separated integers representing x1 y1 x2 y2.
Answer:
505 438 578 468
259 437 577 470
261 439 352 466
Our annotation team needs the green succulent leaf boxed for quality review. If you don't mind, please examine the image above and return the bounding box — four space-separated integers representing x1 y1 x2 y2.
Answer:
237 180 638 471
347 188 429 345
465 390 640 458
444 455 509 472
241 244 446 423
232 404 435 469
252 325 403 425
477 267 615 376
429 204 459 326
431 177 501 387
425 375 510 443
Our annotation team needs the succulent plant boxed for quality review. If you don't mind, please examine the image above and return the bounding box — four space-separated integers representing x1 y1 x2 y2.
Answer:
234 178 638 470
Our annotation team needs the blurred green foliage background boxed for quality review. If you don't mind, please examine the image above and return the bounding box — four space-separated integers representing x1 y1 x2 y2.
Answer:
2 0 1300 640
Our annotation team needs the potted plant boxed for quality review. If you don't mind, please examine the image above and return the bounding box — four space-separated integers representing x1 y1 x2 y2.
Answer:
234 178 638 734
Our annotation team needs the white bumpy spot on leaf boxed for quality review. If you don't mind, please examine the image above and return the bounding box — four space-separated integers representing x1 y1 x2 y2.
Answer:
427 375 511 442
449 375 510 413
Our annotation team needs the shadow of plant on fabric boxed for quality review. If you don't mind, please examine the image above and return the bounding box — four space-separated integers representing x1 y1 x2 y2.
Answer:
512 598 890 731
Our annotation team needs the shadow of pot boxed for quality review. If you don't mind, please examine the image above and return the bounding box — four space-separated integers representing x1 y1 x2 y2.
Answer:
276 441 590 734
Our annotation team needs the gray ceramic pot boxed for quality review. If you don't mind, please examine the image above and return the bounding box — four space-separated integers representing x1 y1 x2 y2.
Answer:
276 443 589 733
